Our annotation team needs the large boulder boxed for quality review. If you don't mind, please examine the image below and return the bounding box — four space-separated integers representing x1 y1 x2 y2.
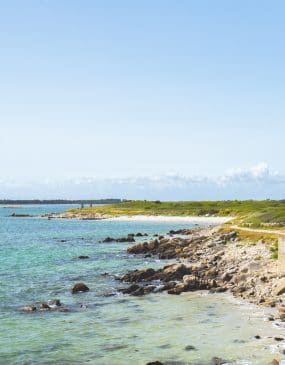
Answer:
219 231 237 241
221 271 233 282
121 264 192 284
127 241 153 254
121 268 156 282
157 264 192 282
158 249 177 259
183 274 198 285
72 282 90 294
127 237 182 258
168 283 189 295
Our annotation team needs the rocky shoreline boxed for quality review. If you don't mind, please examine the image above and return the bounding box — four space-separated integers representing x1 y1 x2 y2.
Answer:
22 225 285 317
42 211 111 220
119 226 285 317
19 224 285 364
117 225 285 364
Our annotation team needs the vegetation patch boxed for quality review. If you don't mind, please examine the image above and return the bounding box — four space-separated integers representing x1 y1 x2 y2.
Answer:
218 226 279 244
270 241 279 260
67 200 285 228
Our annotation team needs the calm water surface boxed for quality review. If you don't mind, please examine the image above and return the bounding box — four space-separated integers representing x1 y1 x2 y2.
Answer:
0 205 284 365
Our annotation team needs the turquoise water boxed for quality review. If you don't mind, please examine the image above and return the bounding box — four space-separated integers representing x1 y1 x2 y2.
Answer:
0 205 283 365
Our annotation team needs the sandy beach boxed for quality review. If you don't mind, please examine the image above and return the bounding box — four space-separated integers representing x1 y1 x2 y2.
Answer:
106 215 233 224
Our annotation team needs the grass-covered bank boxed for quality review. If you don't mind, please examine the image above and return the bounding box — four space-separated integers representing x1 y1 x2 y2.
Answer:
67 200 285 228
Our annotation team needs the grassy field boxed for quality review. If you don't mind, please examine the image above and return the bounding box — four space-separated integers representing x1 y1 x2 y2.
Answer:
68 200 285 228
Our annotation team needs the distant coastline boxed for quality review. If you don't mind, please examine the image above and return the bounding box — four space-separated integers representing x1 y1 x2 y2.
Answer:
49 199 285 229
0 198 122 205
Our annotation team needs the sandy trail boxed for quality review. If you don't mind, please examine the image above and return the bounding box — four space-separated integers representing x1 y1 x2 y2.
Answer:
230 225 285 236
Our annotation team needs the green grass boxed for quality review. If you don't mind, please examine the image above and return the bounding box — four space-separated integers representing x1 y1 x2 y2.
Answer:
218 226 279 242
270 241 279 259
67 200 285 227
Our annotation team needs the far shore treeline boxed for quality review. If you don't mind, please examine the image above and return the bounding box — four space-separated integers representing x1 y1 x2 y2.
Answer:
0 199 122 205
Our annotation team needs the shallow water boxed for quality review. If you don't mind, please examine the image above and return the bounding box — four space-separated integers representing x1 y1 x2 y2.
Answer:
0 205 284 364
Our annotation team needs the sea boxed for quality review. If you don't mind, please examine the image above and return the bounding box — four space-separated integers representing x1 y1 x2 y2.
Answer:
0 204 284 365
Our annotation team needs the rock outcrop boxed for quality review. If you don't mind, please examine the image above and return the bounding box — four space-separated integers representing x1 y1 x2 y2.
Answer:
122 228 280 306
120 262 219 296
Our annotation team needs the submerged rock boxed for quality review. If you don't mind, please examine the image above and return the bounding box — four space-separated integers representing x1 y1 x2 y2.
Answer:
184 345 197 351
10 213 33 217
102 235 135 243
102 237 116 243
20 299 63 313
116 235 136 243
48 299 61 307
274 336 284 341
211 357 230 365
40 302 51 310
21 305 37 312
119 284 141 294
72 282 90 294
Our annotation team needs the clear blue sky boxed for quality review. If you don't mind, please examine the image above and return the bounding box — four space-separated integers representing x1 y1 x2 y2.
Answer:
0 1 284 189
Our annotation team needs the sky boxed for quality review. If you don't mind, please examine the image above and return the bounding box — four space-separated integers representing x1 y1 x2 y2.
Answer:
0 1 284 199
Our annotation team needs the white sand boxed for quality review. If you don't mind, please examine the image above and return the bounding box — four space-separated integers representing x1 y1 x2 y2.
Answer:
106 215 233 224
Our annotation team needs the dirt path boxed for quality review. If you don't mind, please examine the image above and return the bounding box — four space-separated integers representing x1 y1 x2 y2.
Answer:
230 225 285 236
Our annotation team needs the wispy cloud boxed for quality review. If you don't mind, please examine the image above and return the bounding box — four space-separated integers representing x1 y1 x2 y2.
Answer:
218 162 284 184
0 163 284 200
